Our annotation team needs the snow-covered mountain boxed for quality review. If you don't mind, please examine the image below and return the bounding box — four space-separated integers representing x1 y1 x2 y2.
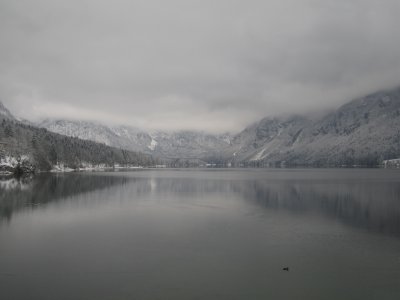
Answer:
35 86 400 165
147 130 232 159
228 87 400 165
37 119 153 153
0 101 15 120
37 119 233 160
0 103 156 173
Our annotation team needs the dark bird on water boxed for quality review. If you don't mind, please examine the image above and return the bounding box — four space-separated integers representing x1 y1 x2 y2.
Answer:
282 267 289 271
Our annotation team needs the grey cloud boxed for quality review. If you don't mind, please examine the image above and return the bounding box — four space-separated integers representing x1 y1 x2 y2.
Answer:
1 0 400 133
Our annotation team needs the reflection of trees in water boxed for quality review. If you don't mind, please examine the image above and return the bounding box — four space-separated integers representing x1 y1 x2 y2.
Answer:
0 175 33 191
233 180 400 237
2 173 400 237
144 177 400 237
0 173 135 223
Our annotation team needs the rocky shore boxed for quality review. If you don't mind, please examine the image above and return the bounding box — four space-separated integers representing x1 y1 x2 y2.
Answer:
0 155 35 175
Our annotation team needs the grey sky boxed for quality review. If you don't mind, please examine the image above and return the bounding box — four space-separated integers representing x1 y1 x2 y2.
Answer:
1 0 400 133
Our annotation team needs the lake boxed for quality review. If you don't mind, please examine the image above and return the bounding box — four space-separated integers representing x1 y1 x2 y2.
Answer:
1 169 400 299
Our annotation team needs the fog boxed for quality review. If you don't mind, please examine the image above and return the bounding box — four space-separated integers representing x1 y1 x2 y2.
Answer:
1 0 400 132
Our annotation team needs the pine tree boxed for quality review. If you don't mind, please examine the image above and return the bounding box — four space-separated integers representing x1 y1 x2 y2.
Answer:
4 124 13 137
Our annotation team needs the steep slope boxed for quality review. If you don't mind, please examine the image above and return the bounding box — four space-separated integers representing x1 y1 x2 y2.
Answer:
229 116 311 162
38 119 153 153
0 101 15 120
38 120 232 160
230 87 400 166
1 109 156 174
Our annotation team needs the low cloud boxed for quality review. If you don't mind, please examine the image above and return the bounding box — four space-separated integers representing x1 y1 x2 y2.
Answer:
1 0 400 132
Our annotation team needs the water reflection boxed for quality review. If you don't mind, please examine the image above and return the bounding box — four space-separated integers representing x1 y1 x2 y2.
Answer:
135 174 400 237
233 179 400 237
1 170 400 237
0 173 132 222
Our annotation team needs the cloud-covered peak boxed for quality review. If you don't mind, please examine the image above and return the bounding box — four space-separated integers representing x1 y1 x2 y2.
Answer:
1 0 400 132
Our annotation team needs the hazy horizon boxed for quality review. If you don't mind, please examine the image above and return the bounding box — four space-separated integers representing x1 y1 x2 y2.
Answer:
1 0 400 133
2 84 396 135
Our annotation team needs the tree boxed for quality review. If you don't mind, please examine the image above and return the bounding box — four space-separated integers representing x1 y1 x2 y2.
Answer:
4 124 13 137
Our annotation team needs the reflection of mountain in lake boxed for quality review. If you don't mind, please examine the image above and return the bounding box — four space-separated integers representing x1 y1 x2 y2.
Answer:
2 171 400 238
233 179 400 237
0 173 133 222
143 175 400 237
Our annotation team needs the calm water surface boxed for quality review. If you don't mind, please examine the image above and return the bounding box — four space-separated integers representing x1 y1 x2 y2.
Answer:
1 169 400 299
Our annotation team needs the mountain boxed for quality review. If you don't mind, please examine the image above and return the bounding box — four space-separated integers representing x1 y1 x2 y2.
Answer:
228 115 311 162
5 86 400 168
37 119 154 153
0 108 156 174
37 119 232 160
145 131 232 160
229 87 400 166
0 101 15 120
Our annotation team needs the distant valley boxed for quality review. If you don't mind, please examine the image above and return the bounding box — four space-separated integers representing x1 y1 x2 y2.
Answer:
1 86 400 173
37 119 233 162
36 86 400 167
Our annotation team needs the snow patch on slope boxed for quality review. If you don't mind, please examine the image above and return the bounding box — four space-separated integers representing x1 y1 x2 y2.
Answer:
148 138 158 151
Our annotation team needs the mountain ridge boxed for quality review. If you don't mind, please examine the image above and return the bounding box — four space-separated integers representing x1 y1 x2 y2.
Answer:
0 104 157 174
227 87 400 166
0 101 15 120
37 118 233 160
3 86 400 167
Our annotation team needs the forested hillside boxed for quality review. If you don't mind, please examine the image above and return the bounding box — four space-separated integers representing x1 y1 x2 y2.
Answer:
0 116 157 173
228 87 400 166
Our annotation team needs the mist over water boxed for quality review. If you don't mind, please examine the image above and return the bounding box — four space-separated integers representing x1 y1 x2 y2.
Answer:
1 169 400 299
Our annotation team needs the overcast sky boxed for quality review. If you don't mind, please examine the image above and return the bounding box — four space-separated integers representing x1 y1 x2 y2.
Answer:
1 0 400 133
